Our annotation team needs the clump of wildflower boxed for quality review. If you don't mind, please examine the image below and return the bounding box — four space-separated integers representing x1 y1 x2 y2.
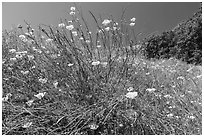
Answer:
34 92 46 99
105 27 110 31
10 57 17 61
167 113 174 117
19 35 27 42
2 93 12 102
9 49 16 53
91 61 100 66
125 92 138 99
21 70 29 75
189 115 196 119
86 40 90 43
15 54 23 59
79 37 84 40
88 123 99 130
72 31 78 36
130 17 136 22
46 38 53 43
22 122 32 128
102 19 111 26
127 87 134 92
70 11 75 15
17 24 23 29
146 88 156 92
70 6 76 11
53 80 58 88
164 94 172 98
68 63 74 67
58 23 65 28
129 22 135 27
27 55 34 60
26 100 34 107
101 62 108 67
66 25 74 30
38 78 48 84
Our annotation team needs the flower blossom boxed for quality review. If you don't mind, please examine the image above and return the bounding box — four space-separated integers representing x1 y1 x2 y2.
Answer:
9 49 16 53
130 22 135 26
91 61 100 66
146 88 156 92
102 19 111 26
125 92 138 99
34 92 46 99
58 23 65 28
130 17 136 22
66 25 74 30
70 11 75 15
70 6 76 11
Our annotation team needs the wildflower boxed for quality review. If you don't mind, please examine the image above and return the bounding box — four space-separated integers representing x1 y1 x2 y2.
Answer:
127 87 134 92
19 35 26 39
102 19 111 26
97 45 102 48
26 100 34 107
38 78 48 84
34 92 46 99
129 22 135 26
89 123 99 130
58 23 65 28
86 40 90 43
72 31 78 36
101 62 108 67
79 37 84 40
15 54 23 59
68 20 72 24
113 26 117 30
105 27 110 31
66 25 74 30
187 90 193 94
167 113 174 117
125 92 138 99
9 49 16 53
10 57 17 61
164 94 172 98
177 76 184 80
46 38 53 43
119 124 123 127
53 80 58 88
31 66 36 69
196 75 202 79
22 122 32 128
2 93 12 102
21 70 29 75
70 11 75 15
146 88 156 92
91 61 100 66
68 63 74 67
130 17 136 22
27 55 34 60
98 29 102 33
114 22 118 26
70 6 76 11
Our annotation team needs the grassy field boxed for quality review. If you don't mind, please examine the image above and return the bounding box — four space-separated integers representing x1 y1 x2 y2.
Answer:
2 6 202 135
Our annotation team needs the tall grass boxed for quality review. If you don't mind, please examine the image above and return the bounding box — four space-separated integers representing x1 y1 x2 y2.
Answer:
2 5 202 135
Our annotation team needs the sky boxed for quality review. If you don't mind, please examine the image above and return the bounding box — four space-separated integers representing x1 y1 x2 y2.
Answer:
2 2 201 40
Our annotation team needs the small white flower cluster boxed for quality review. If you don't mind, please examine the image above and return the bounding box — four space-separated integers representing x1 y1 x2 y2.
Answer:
130 17 136 27
34 92 46 99
38 77 48 84
70 6 76 15
58 23 65 28
2 93 12 102
19 35 27 42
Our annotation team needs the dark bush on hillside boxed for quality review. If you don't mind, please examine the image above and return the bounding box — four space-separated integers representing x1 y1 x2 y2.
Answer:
142 7 202 65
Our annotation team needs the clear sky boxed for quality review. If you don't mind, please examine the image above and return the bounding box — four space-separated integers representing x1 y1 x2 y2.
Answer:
2 2 201 40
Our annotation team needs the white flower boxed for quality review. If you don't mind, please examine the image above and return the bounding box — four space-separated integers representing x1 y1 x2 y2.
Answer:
113 27 117 30
26 100 34 107
102 19 111 26
58 23 65 28
189 115 195 119
164 94 172 98
38 78 48 84
167 113 174 117
68 20 72 24
97 45 102 48
22 122 32 128
177 76 185 80
2 93 12 102
34 92 46 99
19 35 26 39
146 88 156 92
86 40 90 43
79 37 84 40
89 123 99 130
91 61 100 66
119 124 124 127
105 27 110 31
70 11 75 15
46 38 53 43
68 63 74 67
66 25 74 30
130 17 136 22
9 49 16 53
127 87 134 92
70 6 76 11
72 31 78 36
27 55 34 60
129 22 135 26
10 57 17 61
101 62 108 67
21 70 29 75
15 54 23 59
53 81 58 88
125 92 138 99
